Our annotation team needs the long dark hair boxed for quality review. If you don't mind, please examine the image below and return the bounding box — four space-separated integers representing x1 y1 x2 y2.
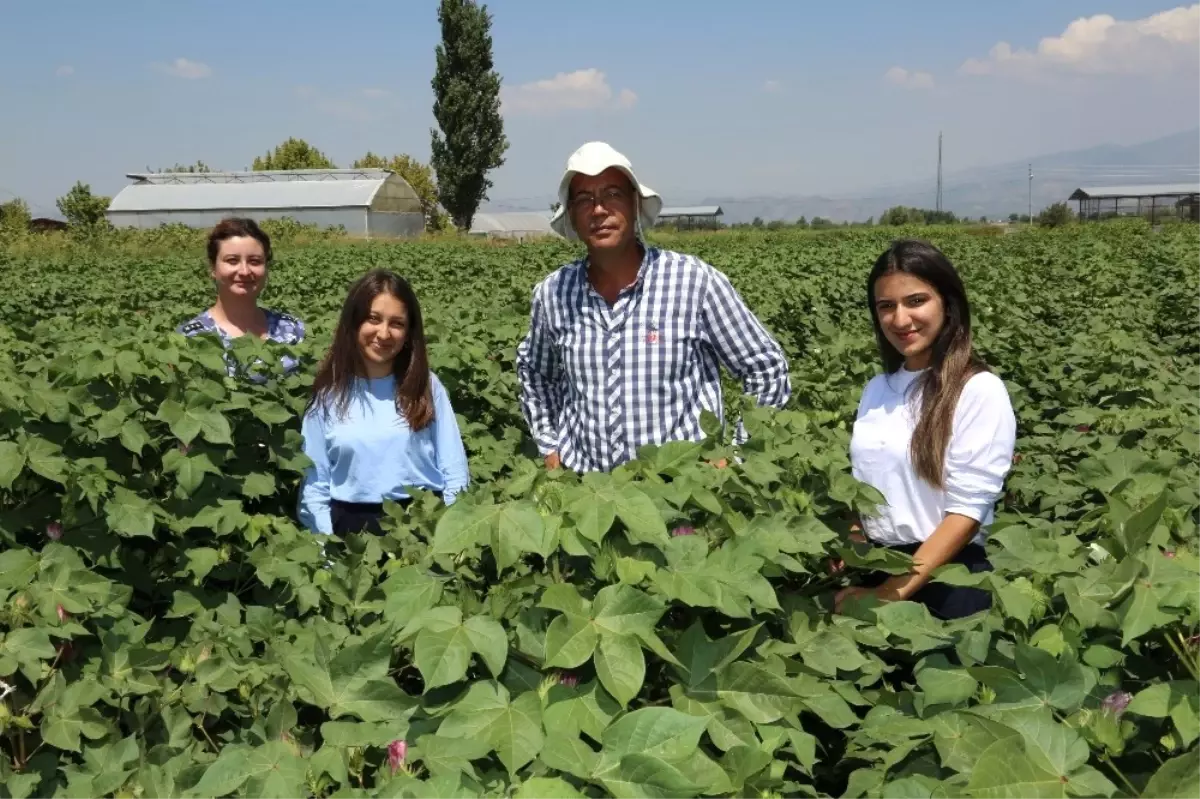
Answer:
307 269 434 431
867 239 987 488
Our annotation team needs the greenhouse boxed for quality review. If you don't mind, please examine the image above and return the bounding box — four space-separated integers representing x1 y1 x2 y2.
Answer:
106 168 425 237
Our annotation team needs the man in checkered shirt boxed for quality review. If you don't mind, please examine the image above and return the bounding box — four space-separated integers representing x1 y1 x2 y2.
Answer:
516 142 792 473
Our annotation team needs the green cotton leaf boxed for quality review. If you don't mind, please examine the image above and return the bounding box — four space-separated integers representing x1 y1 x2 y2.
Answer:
381 566 444 621
431 500 496 556
414 623 473 689
595 633 645 707
437 681 544 776
183 547 221 582
22 435 68 484
566 472 620 543
964 735 1066 798
189 739 307 791
281 632 417 723
543 614 600 669
462 614 508 677
591 583 665 639
240 472 277 499
873 601 955 653
0 549 39 591
162 449 221 497
105 487 156 538
971 645 1093 713
1117 488 1168 556
320 719 411 747
489 500 547 571
40 706 109 753
796 630 868 677
515 777 585 799
540 734 601 780
119 418 151 455
408 734 493 778
601 706 709 760
673 621 761 689
711 661 805 724
543 680 621 741
916 654 979 707
930 712 1021 775
1142 752 1200 799
0 440 26 489
614 483 669 548
251 400 292 425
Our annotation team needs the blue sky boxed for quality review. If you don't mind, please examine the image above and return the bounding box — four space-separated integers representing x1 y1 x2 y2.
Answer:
1 0 1196 217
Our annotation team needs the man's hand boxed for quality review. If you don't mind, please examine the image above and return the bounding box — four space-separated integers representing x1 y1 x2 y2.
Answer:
544 452 562 471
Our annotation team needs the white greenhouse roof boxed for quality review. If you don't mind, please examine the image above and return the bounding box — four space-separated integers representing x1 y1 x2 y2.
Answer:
470 212 558 235
1068 183 1199 200
658 205 724 217
108 179 386 212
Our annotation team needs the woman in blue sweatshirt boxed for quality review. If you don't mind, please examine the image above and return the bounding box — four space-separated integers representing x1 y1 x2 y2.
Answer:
298 269 470 535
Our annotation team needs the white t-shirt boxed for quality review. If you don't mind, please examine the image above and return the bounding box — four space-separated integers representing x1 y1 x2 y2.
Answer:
850 366 1017 546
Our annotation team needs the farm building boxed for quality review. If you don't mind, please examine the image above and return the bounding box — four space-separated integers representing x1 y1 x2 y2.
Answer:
656 205 725 230
1068 184 1199 224
106 168 425 237
469 211 560 241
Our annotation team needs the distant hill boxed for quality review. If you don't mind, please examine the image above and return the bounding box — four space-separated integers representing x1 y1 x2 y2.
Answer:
486 128 1199 224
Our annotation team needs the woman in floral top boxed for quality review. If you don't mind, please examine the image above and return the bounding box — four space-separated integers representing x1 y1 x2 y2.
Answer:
177 217 305 378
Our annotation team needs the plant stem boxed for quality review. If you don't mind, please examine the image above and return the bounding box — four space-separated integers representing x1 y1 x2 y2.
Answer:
1100 753 1139 799
198 715 220 753
1165 631 1199 681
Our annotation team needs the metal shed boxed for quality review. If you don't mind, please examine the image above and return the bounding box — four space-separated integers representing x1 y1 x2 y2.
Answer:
656 205 725 230
469 211 560 241
106 168 425 237
1068 184 1199 224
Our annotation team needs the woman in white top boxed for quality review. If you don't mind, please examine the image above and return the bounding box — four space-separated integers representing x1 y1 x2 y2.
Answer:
835 239 1016 620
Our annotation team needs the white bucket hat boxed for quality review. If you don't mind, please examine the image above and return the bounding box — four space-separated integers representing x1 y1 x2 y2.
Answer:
549 141 662 240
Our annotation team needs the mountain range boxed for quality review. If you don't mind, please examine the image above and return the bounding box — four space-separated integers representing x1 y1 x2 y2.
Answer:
485 128 1199 224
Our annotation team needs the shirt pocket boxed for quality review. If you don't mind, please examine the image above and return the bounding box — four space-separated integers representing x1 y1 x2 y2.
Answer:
642 317 697 385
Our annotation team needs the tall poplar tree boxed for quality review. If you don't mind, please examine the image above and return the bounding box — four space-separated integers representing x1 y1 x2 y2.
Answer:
430 0 508 232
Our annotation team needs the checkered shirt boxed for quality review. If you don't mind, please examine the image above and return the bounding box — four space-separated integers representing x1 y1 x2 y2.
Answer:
516 246 792 472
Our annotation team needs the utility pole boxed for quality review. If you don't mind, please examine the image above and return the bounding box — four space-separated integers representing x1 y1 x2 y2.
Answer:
1028 163 1033 224
936 132 943 215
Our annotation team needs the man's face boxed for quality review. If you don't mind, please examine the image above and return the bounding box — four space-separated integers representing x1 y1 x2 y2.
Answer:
567 168 637 251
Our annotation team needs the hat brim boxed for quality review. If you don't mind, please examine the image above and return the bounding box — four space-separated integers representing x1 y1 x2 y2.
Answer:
550 165 662 240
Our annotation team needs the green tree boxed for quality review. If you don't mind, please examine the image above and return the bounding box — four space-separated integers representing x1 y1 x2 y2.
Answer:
0 198 31 231
353 152 448 232
810 216 835 229
151 160 214 173
1036 202 1074 228
880 205 925 225
253 138 336 170
56 182 111 229
794 216 809 228
430 0 509 232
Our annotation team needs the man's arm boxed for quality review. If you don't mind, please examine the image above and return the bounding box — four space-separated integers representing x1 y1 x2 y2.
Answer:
515 281 566 465
700 265 792 410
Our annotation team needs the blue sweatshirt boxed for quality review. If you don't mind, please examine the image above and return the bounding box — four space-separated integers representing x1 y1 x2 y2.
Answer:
297 372 470 534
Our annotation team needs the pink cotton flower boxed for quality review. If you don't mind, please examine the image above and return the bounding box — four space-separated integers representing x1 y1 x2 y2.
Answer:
46 522 63 541
1102 691 1133 716
387 740 407 773
559 672 580 688
56 604 69 623
671 526 696 537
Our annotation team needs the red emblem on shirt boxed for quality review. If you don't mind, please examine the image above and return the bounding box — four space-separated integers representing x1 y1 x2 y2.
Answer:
646 329 659 344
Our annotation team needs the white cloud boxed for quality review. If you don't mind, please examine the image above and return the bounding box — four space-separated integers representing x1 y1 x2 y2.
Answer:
884 66 935 89
55 65 74 77
154 57 213 79
762 79 784 93
961 4 1200 77
502 68 637 115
